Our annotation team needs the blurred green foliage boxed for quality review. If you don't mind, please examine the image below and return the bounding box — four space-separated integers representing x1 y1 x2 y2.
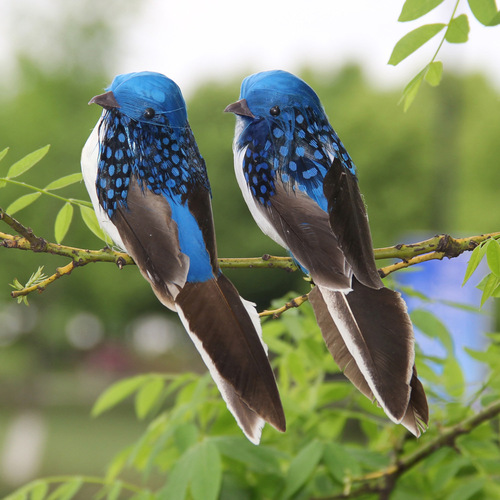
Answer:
6 297 500 499
4 65 500 325
1 0 500 497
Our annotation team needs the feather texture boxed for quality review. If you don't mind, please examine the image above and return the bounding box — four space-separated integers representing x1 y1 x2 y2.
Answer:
227 70 428 435
176 274 286 441
309 281 428 436
82 71 285 443
324 156 383 290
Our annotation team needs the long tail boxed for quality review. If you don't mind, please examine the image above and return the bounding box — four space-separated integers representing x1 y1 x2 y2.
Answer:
173 273 286 444
309 278 428 436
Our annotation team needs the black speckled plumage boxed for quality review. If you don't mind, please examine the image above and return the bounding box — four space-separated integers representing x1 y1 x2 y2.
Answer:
227 70 428 437
96 109 209 219
82 71 285 444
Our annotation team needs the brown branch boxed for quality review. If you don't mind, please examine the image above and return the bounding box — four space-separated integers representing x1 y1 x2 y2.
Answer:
259 294 309 318
377 232 500 278
316 398 500 499
10 262 76 297
218 254 298 271
378 251 446 278
0 208 46 250
2 208 499 300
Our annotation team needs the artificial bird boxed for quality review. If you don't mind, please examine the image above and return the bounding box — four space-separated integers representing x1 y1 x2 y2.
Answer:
81 71 285 444
225 70 428 436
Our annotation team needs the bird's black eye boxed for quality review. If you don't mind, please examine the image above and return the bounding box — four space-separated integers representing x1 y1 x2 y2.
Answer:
269 106 281 117
144 107 156 119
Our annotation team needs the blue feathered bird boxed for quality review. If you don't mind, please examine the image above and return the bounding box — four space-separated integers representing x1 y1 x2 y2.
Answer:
225 70 428 436
81 71 285 443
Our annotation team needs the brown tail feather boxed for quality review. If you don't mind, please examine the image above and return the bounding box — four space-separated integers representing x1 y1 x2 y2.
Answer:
309 281 428 436
174 273 286 442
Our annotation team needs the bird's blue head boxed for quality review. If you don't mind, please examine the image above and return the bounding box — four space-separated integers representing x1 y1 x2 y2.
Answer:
225 70 357 206
228 70 324 120
90 71 188 128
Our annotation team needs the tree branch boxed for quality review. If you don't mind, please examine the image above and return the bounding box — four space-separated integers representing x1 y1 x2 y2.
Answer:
259 293 309 318
376 232 500 278
1 208 499 300
219 254 297 271
317 398 500 499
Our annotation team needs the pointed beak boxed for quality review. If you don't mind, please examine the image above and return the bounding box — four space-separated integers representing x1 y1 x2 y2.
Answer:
89 90 120 110
224 98 255 118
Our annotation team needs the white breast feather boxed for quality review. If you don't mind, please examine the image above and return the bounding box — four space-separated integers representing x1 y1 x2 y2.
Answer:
81 117 126 250
233 142 287 249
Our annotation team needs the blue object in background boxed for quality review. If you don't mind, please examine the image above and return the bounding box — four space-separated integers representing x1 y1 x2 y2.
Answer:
397 246 492 393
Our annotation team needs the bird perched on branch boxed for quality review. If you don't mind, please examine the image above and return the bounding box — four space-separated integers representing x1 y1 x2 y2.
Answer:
81 71 285 444
225 70 428 436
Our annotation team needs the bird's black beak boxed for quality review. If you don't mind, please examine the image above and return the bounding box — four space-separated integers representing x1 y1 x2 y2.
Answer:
89 90 120 110
224 98 255 118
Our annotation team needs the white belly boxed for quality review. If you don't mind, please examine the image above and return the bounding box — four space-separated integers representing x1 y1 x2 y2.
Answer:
81 117 126 250
233 144 287 250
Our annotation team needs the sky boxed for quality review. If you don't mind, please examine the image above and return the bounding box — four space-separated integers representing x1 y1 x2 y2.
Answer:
1 0 499 97
117 0 500 96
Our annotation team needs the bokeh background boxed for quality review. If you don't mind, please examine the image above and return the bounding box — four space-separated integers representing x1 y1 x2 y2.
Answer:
0 0 499 495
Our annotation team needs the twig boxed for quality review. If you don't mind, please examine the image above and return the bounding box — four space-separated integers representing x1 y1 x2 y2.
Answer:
0 208 46 250
10 262 75 297
0 231 132 266
316 398 500 499
219 254 297 271
378 251 446 278
1 208 499 299
259 294 309 318
375 232 500 263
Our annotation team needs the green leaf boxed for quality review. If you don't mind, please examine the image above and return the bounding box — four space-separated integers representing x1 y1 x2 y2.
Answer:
44 173 83 191
129 493 154 500
401 68 426 111
399 0 445 22
443 357 465 398
463 241 489 285
468 0 500 26
425 61 443 86
388 24 446 66
105 481 122 500
6 192 41 215
0 146 9 184
159 448 195 500
215 436 284 475
444 477 486 500
445 14 470 43
7 145 50 179
282 440 324 499
54 203 74 244
323 443 362 483
5 492 27 500
190 440 222 500
105 447 132 482
92 375 146 416
429 455 471 491
486 239 500 277
411 309 454 354
46 478 82 500
30 481 48 500
79 205 108 242
0 147 9 162
478 273 500 307
135 376 164 420
174 422 199 454
284 350 308 385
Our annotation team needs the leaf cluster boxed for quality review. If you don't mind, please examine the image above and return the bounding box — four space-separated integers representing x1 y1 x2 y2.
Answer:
464 238 500 306
390 0 500 110
5 296 500 500
0 146 106 243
